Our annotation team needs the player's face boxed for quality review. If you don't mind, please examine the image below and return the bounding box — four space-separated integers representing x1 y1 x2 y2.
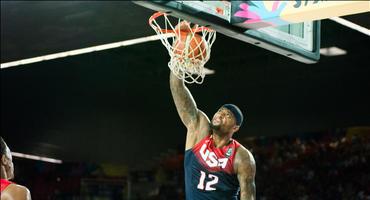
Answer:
211 107 237 132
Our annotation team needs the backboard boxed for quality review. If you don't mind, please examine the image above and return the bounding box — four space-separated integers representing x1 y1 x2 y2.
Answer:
133 1 320 64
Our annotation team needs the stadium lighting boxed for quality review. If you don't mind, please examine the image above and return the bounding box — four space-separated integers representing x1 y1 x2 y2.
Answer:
11 152 63 164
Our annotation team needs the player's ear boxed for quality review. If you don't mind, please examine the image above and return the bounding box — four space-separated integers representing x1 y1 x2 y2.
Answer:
232 125 240 133
1 154 7 165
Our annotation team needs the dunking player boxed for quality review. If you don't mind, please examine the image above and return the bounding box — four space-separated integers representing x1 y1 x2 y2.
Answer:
170 72 256 200
1 137 31 200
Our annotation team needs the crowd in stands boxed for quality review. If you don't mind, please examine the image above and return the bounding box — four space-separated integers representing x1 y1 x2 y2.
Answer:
252 132 369 200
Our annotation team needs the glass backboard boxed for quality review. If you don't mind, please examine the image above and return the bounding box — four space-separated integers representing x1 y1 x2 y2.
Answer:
133 0 320 64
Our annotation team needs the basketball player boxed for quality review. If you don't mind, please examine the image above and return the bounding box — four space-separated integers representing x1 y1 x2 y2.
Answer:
1 137 31 200
170 72 256 200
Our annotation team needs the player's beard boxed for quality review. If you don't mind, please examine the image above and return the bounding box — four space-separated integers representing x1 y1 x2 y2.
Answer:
210 122 220 131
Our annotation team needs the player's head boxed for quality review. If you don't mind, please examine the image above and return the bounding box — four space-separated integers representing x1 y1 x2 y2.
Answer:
1 136 14 179
211 104 244 134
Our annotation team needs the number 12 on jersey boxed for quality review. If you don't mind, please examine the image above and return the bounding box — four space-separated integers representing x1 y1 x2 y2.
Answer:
197 170 219 191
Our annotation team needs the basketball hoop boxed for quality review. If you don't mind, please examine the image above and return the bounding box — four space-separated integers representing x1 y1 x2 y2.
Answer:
149 12 216 84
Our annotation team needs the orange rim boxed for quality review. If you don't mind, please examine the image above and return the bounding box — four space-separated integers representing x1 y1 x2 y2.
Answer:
149 12 214 34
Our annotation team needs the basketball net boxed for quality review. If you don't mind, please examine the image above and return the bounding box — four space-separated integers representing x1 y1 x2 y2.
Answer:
149 12 216 84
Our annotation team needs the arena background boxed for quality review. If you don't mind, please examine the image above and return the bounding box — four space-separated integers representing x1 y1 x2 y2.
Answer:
1 2 369 199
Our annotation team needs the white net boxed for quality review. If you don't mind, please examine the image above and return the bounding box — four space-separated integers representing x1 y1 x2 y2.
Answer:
149 12 216 84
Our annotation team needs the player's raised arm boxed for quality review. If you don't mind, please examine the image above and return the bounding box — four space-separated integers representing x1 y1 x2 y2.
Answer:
235 147 256 200
170 72 200 130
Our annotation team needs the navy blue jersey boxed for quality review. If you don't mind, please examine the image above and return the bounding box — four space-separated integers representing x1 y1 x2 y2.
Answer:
184 135 241 200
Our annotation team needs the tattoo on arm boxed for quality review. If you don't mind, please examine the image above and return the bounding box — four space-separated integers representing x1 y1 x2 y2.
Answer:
170 72 199 128
239 177 256 200
238 150 256 200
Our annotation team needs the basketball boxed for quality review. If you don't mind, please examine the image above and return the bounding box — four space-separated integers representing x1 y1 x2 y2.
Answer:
172 30 207 60
149 14 216 84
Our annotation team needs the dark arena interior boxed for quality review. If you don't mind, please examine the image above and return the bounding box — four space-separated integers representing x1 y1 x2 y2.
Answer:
1 2 370 200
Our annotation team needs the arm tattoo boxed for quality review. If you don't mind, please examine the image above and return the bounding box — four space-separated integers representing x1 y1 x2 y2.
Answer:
238 150 256 200
240 178 256 200
170 72 199 128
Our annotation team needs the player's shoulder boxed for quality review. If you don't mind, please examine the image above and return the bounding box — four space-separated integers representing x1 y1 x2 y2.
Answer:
185 109 211 149
235 143 255 165
186 109 209 131
197 110 210 125
234 144 256 176
5 183 31 200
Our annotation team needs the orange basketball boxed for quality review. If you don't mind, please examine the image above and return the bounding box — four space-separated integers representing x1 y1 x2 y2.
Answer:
172 32 207 60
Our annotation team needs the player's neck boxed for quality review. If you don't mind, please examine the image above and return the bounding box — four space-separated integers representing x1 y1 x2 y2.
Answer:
211 133 232 148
